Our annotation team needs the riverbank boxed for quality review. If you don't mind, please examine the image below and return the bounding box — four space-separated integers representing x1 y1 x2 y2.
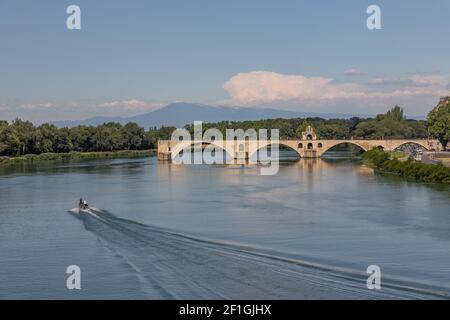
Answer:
429 152 450 167
0 150 156 166
362 149 450 183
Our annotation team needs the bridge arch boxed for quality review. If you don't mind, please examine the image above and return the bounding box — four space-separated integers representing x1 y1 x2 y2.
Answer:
249 141 301 160
321 141 369 156
171 141 234 161
392 141 429 151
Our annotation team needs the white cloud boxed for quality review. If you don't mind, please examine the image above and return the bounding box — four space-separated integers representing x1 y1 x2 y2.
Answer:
223 71 365 105
100 99 162 112
367 74 448 88
222 71 450 114
344 69 362 76
0 99 166 123
19 102 55 109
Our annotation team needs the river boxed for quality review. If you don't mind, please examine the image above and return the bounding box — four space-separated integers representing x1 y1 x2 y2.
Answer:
1 152 450 299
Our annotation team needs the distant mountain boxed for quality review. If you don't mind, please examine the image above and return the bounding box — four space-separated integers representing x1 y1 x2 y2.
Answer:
53 103 370 128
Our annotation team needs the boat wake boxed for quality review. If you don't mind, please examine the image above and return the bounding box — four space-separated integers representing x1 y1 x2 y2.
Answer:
69 209 450 299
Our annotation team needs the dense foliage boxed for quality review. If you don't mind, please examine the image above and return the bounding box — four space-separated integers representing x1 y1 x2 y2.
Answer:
185 106 428 140
428 98 450 150
0 150 153 166
362 148 450 183
0 120 175 157
0 105 444 157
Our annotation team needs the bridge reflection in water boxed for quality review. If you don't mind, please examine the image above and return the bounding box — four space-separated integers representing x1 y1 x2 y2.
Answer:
157 148 375 178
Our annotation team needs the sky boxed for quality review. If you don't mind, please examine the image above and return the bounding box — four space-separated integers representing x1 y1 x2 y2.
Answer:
0 0 449 122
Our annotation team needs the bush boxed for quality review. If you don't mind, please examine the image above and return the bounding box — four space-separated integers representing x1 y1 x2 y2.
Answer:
363 148 450 183
0 150 155 168
362 148 390 167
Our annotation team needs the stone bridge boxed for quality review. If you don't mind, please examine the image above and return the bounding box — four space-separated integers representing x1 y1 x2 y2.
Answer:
158 138 441 161
157 126 441 161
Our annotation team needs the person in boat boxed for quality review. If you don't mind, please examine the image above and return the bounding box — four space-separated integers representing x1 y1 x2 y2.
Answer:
79 198 88 210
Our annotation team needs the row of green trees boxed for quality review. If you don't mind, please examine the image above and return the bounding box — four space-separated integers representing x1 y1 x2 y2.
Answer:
186 106 429 140
1 103 449 157
362 148 450 183
0 120 176 157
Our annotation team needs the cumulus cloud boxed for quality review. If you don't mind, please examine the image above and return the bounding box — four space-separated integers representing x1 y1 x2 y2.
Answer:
222 71 450 114
344 69 362 76
223 71 365 105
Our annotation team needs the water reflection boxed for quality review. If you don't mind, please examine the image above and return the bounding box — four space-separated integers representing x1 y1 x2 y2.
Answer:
1 153 450 299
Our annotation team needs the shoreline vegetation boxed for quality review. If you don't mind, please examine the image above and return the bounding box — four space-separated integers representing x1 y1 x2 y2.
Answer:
0 120 176 158
362 149 450 183
1 102 449 183
0 106 433 159
0 149 155 167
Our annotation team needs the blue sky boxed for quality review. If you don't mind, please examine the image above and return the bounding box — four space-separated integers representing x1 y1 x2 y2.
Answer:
0 0 449 122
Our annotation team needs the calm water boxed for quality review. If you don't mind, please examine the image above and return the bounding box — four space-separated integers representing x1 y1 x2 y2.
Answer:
1 152 450 299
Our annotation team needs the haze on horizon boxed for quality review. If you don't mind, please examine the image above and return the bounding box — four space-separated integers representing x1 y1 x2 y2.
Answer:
1 0 449 123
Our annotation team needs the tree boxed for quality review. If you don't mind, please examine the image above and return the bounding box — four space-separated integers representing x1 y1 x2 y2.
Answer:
353 106 421 140
0 126 20 156
54 128 73 153
121 122 144 150
0 121 8 154
384 105 405 122
428 98 450 150
143 128 159 149
36 123 59 154
0 120 8 130
354 121 379 139
92 123 123 151
11 118 35 155
158 126 177 140
70 126 95 152
317 123 348 139
295 121 311 138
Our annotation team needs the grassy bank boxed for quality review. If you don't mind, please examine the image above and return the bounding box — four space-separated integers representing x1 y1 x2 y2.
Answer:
0 149 156 166
362 149 450 183
432 153 450 166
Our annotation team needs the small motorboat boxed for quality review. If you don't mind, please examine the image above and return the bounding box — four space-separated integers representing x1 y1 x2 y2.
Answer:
69 199 104 220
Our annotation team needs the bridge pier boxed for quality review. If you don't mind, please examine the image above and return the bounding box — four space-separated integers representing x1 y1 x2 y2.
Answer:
300 150 319 158
158 152 171 161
